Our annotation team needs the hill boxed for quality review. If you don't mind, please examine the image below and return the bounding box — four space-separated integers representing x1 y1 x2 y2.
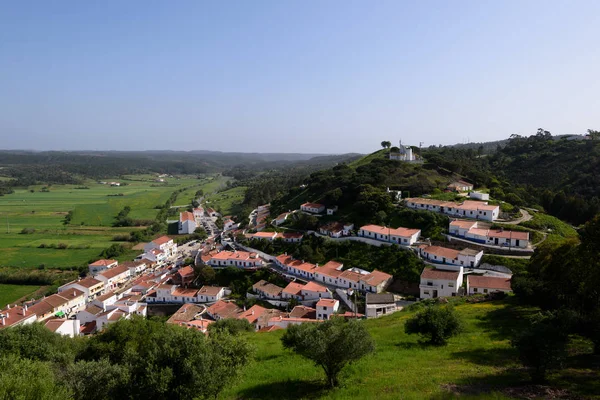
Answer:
222 298 599 399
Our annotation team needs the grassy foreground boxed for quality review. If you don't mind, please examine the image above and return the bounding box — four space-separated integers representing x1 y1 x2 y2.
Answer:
222 298 600 400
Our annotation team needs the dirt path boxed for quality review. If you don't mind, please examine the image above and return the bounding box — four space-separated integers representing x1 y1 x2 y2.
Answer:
494 208 533 225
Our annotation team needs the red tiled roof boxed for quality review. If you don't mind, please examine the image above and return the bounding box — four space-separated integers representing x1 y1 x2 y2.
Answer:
450 220 478 229
421 268 460 280
361 270 392 286
99 265 129 280
421 245 461 260
237 305 267 324
198 286 224 296
152 236 172 245
180 211 195 222
487 229 529 240
283 282 304 296
252 280 283 297
360 224 420 237
302 281 328 293
206 300 241 319
289 305 316 319
177 265 194 278
301 202 324 209
172 288 199 297
89 259 117 267
468 275 512 291
316 299 338 308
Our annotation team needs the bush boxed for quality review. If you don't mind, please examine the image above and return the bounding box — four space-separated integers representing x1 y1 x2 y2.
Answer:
404 305 462 345
207 318 254 336
20 228 36 234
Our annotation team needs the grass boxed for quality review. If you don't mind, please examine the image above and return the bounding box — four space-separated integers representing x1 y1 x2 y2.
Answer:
203 186 248 216
0 175 228 268
521 212 578 239
348 149 388 169
0 284 41 308
222 298 600 400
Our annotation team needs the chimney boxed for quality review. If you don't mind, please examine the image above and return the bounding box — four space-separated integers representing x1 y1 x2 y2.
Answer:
251 310 254 315
5 312 9 319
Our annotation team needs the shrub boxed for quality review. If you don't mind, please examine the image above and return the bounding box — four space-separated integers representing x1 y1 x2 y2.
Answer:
404 305 462 345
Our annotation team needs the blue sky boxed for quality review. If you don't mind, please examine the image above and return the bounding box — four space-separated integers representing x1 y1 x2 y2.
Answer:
1 1 599 153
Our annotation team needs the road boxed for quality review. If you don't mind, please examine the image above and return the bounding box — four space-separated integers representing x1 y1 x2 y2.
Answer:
494 208 533 225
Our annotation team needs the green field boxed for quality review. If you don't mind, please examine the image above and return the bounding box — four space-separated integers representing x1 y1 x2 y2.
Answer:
0 284 41 308
204 185 248 216
222 299 599 400
0 174 229 268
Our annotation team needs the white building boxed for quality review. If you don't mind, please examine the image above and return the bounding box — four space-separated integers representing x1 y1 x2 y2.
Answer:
358 224 421 245
300 202 325 214
273 212 290 226
58 277 104 301
405 198 500 222
300 281 332 300
389 141 415 161
449 220 530 248
469 191 490 201
88 259 118 275
144 236 177 258
141 248 167 265
179 211 197 234
316 299 339 320
44 319 80 338
467 275 512 295
418 245 483 268
447 180 474 192
326 206 338 215
365 293 397 319
196 286 226 302
419 267 464 299
207 250 264 268
95 265 131 291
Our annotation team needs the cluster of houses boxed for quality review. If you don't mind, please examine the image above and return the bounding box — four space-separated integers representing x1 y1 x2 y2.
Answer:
250 204 270 231
405 198 500 222
449 220 530 248
275 254 393 294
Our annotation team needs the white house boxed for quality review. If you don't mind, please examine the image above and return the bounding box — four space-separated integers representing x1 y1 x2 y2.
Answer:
250 232 277 241
141 248 167 265
406 198 500 222
365 293 397 319
300 202 325 214
389 142 415 161
449 220 479 237
44 318 80 338
179 211 197 234
326 206 338 215
418 245 483 268
95 265 131 291
419 267 464 299
467 275 512 295
359 270 394 293
144 236 177 258
58 277 104 301
193 207 204 218
316 299 339 320
207 250 264 268
196 286 226 302
122 260 148 276
447 180 474 192
273 212 290 226
450 221 530 248
223 218 237 231
319 222 346 238
276 232 303 243
469 191 490 201
358 224 421 245
0 305 38 329
252 280 284 300
88 259 118 275
205 208 221 218
300 281 332 300
282 282 305 301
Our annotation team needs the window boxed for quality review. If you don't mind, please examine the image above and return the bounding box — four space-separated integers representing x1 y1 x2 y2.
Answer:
423 291 429 295
448 282 454 287
483 289 488 293
473 288 478 292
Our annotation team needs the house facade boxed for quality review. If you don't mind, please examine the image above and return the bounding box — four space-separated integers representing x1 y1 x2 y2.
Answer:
418 245 483 268
467 275 512 295
178 211 197 234
300 202 325 214
358 224 421 245
88 259 118 275
95 265 131 291
207 250 264 268
449 220 530 248
419 267 464 299
406 198 499 222
316 299 339 320
144 236 177 258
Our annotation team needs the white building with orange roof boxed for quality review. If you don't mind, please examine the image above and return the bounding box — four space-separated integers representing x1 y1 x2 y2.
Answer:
178 211 197 234
58 277 104 301
144 236 177 258
94 265 131 291
449 220 479 237
406 198 499 221
301 281 332 300
276 232 304 243
300 202 325 214
207 250 264 268
0 305 37 329
44 318 80 337
196 286 226 302
88 259 118 275
316 299 339 320
206 300 242 320
467 275 512 295
249 231 277 241
419 267 464 299
449 221 530 248
358 224 421 245
267 316 323 329
273 212 291 226
282 281 305 300
418 245 483 268
359 270 393 293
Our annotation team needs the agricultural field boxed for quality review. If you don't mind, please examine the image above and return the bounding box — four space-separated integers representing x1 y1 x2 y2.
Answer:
0 284 41 308
0 174 229 268
223 298 600 400
203 185 248 216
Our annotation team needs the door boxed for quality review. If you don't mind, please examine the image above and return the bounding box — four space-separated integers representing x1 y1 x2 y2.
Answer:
494 238 499 245
432 290 438 298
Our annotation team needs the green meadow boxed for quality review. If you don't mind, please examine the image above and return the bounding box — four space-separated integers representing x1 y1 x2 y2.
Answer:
204 185 248 216
0 284 41 308
0 175 229 268
223 299 600 400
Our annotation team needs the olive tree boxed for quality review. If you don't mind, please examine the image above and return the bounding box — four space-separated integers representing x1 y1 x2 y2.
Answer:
281 317 374 387
404 305 462 345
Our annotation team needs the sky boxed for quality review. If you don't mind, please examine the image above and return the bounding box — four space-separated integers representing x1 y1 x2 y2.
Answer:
1 1 600 154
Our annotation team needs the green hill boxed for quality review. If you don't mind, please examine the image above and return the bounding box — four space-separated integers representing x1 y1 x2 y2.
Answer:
222 298 599 399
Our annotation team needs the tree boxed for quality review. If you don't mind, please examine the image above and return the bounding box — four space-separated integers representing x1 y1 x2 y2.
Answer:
380 141 392 149
80 317 252 400
281 318 374 387
404 305 462 345
511 313 568 383
207 318 254 335
194 264 216 285
64 359 130 400
0 355 71 400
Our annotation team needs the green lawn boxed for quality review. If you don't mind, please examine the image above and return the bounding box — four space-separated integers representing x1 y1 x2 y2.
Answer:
0 175 226 268
0 284 41 308
222 299 599 400
204 186 248 216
